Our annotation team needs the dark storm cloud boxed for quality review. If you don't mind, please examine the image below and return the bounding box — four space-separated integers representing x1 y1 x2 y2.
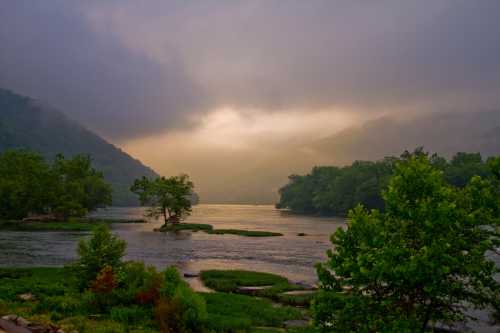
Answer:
1 1 499 139
0 1 208 139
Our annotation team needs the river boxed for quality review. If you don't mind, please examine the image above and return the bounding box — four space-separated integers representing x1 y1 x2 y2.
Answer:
1 204 497 332
0 204 343 284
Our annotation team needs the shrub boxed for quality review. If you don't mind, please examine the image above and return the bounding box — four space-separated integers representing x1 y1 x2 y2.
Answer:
155 266 207 333
69 225 126 290
110 305 151 324
90 266 118 294
36 294 83 316
135 266 164 305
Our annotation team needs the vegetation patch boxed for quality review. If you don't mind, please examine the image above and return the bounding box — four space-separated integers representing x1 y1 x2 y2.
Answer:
201 292 303 331
210 229 283 237
0 218 145 232
200 270 319 307
159 223 283 237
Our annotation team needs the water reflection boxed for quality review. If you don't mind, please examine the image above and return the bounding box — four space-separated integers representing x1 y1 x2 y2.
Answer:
0 205 343 284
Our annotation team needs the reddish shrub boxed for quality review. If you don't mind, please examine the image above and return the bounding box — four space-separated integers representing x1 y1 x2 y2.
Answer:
90 266 117 294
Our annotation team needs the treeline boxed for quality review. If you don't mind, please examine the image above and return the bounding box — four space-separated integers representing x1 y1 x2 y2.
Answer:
277 149 495 216
0 150 112 220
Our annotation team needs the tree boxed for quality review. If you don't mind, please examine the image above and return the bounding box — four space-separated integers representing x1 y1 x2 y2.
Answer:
0 150 112 220
51 154 112 219
131 175 194 225
0 150 54 219
70 224 127 290
313 154 500 332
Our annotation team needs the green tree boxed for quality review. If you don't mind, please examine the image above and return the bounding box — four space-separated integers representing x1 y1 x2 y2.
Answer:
70 225 127 290
131 174 194 225
51 154 112 219
0 150 112 220
0 150 54 219
314 154 500 332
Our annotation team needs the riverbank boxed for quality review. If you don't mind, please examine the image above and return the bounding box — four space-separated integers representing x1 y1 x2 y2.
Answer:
0 267 314 333
0 218 146 232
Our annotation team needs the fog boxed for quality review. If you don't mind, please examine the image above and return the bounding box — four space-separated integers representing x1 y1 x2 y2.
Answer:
1 1 499 202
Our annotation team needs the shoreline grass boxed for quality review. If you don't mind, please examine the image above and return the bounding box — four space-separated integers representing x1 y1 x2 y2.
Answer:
200 270 318 307
0 218 146 232
159 223 283 237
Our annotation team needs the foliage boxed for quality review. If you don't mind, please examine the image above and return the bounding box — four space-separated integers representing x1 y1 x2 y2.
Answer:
313 154 500 332
131 175 194 224
90 266 118 294
155 267 207 333
0 88 159 207
202 292 303 330
0 150 54 219
70 225 126 290
277 149 494 216
51 154 112 219
0 149 112 220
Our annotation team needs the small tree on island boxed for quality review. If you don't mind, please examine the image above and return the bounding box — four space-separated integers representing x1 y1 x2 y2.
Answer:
313 153 500 332
131 174 194 225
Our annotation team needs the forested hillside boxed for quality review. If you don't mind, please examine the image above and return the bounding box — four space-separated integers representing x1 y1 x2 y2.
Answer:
277 149 495 216
0 88 158 206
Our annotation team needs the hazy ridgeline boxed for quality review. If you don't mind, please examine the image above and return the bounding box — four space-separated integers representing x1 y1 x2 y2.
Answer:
0 88 158 206
277 149 494 216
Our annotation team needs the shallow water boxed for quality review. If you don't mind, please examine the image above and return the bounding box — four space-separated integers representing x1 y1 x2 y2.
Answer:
0 205 343 284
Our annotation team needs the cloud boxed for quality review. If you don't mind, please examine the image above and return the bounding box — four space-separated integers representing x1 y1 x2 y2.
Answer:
0 1 208 139
1 1 499 140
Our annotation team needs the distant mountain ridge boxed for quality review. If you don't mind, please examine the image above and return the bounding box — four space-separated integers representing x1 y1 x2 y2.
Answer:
312 110 500 165
0 88 159 206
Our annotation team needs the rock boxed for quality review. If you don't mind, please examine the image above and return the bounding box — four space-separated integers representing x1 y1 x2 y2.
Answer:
17 293 36 301
282 290 317 296
284 319 309 328
237 286 273 295
294 281 316 290
297 233 307 236
183 272 199 278
1 315 17 321
16 317 30 327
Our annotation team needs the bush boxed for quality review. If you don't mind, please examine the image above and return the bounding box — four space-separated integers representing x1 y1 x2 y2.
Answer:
91 266 118 294
69 225 126 290
155 266 207 333
110 305 151 324
36 294 84 317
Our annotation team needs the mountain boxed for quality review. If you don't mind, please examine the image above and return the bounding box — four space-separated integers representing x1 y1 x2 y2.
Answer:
203 110 500 204
312 110 500 165
0 88 159 206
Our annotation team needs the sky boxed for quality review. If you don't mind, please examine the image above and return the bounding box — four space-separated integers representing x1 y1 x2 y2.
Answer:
1 1 500 202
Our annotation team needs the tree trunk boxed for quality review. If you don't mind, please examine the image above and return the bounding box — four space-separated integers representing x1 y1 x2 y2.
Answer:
162 207 168 226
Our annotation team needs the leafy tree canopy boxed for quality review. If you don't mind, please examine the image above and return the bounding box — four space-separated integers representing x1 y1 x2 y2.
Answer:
277 149 494 216
131 175 194 225
313 153 500 332
0 149 112 220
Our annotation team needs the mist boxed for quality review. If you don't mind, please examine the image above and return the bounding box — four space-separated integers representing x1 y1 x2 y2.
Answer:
1 1 500 202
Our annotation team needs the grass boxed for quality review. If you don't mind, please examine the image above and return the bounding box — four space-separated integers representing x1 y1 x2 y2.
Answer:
202 292 303 331
0 267 313 332
210 229 283 237
0 218 146 232
200 270 318 307
159 223 283 237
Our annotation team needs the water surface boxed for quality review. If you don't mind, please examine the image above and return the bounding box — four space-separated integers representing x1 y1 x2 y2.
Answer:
0 205 343 284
